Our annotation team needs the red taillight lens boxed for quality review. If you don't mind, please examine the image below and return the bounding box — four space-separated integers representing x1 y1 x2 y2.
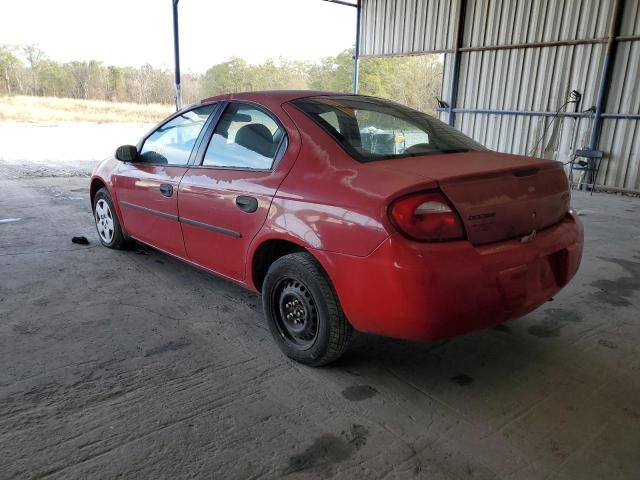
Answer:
389 191 465 242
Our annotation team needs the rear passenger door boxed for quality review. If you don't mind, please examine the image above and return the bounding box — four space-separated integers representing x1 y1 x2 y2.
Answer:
114 104 217 257
178 101 292 282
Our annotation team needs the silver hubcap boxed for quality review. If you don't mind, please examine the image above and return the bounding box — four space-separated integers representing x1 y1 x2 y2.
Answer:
95 199 115 243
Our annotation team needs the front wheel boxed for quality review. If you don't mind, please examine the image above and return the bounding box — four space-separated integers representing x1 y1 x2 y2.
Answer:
262 252 353 366
93 187 129 249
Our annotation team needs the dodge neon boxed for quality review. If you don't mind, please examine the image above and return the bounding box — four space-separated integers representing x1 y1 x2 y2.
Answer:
90 91 583 366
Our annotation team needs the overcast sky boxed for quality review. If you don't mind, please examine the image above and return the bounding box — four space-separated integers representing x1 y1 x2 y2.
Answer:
1 0 357 72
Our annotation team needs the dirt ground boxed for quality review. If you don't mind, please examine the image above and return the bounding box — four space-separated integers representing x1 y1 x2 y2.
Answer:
1 157 639 479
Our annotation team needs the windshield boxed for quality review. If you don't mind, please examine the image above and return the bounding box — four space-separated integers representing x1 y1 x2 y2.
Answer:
292 95 486 162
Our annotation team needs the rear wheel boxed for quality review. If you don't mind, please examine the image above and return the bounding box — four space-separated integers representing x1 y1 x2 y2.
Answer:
93 187 129 249
262 252 352 366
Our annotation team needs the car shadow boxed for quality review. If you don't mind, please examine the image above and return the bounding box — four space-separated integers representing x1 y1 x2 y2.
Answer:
336 324 539 375
125 242 597 401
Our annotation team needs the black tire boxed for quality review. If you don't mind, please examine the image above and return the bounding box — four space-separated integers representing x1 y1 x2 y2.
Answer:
93 187 129 249
262 252 353 366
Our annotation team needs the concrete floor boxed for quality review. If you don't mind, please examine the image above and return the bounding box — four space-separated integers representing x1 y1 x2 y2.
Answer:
1 165 639 479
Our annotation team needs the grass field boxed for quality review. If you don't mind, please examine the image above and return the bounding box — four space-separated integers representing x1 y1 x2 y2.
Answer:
0 95 173 123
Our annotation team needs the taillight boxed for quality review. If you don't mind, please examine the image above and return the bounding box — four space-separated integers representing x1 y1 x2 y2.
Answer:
389 191 466 242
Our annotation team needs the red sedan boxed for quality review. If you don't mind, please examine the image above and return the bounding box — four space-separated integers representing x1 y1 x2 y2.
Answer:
90 91 583 366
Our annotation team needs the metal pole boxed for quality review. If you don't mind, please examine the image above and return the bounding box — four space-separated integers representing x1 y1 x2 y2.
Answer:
587 0 624 184
172 0 182 111
448 0 467 126
321 1 359 92
353 0 361 94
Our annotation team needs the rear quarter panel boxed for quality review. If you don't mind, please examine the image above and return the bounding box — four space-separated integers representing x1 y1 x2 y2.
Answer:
264 104 439 259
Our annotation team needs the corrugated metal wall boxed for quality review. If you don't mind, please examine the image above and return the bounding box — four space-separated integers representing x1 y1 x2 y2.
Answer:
360 0 640 192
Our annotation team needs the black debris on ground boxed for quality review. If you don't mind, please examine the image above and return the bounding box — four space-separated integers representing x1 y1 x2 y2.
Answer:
71 236 89 245
451 373 474 386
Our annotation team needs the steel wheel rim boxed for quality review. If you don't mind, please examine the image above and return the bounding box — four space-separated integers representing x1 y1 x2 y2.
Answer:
95 199 115 243
271 277 319 350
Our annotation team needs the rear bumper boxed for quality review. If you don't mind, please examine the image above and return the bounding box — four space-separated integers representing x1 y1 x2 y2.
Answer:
316 213 583 341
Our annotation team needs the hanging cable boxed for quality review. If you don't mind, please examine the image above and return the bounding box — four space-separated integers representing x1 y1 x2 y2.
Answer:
526 90 581 157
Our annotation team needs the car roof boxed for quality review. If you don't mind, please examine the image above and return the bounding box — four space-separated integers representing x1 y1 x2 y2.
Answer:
198 90 347 109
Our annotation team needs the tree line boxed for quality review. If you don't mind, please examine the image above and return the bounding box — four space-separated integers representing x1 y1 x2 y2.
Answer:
0 44 443 113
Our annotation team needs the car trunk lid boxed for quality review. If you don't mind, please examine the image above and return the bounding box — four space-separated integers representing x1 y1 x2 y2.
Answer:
379 151 570 245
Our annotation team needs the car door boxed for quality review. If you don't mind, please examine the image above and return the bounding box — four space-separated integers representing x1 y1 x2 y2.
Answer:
178 101 296 282
114 103 217 257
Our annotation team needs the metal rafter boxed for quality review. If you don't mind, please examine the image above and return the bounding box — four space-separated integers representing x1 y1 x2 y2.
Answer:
171 0 362 109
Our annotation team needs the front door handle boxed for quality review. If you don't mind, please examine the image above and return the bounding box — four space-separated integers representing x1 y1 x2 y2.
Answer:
235 196 258 213
159 184 173 197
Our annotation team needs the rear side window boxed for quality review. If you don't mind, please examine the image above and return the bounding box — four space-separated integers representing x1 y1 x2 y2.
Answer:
140 104 215 165
293 96 485 162
202 103 285 170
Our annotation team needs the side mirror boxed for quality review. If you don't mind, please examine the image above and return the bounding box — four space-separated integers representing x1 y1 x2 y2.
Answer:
115 145 140 162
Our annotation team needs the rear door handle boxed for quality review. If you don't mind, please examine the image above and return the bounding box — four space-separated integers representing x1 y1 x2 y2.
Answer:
235 196 258 213
159 184 173 197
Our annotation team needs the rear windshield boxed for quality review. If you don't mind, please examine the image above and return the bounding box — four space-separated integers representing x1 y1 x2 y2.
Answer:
292 95 486 162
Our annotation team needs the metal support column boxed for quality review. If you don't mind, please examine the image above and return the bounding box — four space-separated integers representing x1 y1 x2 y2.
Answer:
322 0 359 93
448 0 467 126
587 0 625 183
172 0 182 111
353 0 361 94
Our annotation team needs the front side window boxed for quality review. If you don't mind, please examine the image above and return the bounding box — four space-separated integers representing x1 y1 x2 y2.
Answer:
293 96 486 162
202 103 285 170
140 104 215 165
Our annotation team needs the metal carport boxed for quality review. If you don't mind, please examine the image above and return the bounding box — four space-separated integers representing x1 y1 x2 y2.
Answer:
358 0 640 193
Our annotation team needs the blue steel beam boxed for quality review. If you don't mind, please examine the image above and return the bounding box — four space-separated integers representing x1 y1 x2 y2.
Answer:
436 108 640 121
588 0 625 151
585 0 625 187
448 0 467 126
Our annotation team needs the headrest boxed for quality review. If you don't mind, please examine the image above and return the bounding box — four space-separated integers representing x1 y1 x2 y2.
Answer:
235 123 275 158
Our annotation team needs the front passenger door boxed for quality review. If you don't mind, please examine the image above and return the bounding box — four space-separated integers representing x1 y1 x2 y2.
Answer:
114 104 216 257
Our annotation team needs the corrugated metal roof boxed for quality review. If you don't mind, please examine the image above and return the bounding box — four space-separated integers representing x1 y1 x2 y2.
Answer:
361 0 458 55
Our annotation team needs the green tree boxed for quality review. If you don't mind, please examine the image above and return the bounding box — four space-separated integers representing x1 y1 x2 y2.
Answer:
37 60 71 97
306 49 443 113
62 60 108 100
0 44 444 115
308 49 355 92
107 65 125 101
359 53 443 114
22 44 46 95
253 58 309 90
0 45 21 94
200 57 252 96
